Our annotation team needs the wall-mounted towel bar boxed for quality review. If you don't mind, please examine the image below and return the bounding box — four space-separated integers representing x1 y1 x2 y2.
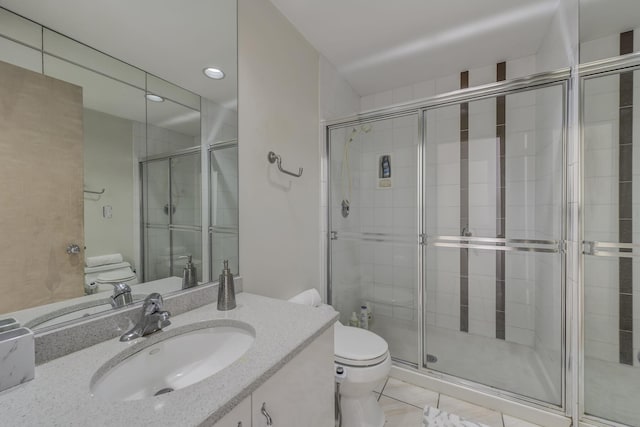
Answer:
268 151 303 178
84 188 105 195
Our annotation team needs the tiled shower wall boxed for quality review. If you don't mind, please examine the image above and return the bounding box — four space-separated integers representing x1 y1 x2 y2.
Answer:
582 31 640 366
333 60 567 373
330 115 420 364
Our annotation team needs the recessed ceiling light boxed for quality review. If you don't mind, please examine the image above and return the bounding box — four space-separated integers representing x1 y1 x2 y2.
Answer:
203 67 225 80
145 93 164 102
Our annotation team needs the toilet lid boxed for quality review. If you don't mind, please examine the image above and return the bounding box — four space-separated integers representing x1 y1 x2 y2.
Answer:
334 326 389 366
95 270 136 283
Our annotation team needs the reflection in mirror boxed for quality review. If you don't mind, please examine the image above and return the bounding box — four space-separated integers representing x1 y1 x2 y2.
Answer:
580 0 640 63
210 141 239 276
0 5 237 331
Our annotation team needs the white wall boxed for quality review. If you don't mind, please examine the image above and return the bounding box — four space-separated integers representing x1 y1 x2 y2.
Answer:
360 55 537 112
238 0 320 299
319 56 360 121
536 0 578 72
83 108 135 265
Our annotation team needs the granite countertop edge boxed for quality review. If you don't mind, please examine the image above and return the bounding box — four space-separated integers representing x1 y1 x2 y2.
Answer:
0 292 339 427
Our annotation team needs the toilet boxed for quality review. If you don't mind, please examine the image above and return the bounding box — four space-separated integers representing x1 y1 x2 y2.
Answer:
334 323 391 427
84 261 138 293
287 289 391 427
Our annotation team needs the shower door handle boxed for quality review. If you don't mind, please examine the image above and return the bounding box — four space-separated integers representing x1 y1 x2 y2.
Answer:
583 240 640 258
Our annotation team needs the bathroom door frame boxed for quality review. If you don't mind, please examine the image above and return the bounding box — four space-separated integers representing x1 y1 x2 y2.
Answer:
325 68 572 418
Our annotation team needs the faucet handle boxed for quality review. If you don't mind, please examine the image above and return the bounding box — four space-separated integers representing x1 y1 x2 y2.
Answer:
142 293 164 315
110 282 131 297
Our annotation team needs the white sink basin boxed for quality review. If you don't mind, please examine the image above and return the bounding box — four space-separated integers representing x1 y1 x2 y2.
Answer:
90 322 255 401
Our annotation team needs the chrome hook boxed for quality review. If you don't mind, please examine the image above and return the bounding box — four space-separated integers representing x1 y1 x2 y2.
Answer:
268 151 303 178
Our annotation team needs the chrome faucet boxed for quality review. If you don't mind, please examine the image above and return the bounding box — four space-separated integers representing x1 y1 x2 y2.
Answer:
120 293 171 342
109 282 133 308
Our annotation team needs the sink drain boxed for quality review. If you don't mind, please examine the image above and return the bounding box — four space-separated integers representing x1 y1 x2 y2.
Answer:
154 388 174 396
426 354 438 363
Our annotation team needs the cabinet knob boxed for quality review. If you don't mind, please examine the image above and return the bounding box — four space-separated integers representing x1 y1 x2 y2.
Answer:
261 402 273 426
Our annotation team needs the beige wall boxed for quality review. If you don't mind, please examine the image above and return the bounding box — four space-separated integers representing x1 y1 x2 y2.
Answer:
238 0 320 299
0 60 84 312
83 108 135 266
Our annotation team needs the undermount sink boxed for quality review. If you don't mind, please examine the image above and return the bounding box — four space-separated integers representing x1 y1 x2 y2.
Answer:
90 321 255 401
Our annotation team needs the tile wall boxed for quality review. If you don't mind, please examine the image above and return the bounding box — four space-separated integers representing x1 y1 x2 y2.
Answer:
330 115 420 364
582 32 640 366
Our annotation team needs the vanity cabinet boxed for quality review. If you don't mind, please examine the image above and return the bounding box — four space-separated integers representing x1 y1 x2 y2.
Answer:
214 327 334 427
214 397 251 427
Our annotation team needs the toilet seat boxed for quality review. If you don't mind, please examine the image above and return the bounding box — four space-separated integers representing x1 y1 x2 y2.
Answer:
94 269 137 284
334 325 389 367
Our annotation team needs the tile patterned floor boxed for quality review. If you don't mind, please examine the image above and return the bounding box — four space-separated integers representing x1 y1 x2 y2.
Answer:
377 377 543 427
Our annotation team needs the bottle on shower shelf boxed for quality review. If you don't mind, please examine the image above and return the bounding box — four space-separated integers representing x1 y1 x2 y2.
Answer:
359 305 369 330
349 311 360 328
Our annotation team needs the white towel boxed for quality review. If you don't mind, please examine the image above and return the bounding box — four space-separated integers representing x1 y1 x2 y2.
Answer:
288 288 322 307
423 406 490 427
85 253 123 268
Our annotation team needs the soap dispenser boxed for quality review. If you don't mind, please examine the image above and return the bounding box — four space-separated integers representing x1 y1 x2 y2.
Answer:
179 255 197 289
217 260 236 311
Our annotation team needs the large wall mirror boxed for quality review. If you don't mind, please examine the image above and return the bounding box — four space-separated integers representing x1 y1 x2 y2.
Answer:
0 3 238 331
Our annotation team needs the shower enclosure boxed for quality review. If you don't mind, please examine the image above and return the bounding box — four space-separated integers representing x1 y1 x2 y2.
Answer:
141 147 203 283
581 59 640 427
328 76 567 409
209 140 239 276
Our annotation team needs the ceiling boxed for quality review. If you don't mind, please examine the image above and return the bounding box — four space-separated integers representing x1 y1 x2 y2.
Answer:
270 0 560 96
0 0 237 109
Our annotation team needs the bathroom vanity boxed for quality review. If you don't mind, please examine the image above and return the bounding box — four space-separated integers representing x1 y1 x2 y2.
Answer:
0 292 337 427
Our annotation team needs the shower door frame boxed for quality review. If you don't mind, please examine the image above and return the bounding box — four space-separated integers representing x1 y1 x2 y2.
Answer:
139 145 203 282
578 52 640 427
325 69 572 417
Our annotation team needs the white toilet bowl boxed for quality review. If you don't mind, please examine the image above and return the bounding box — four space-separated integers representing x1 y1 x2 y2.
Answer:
335 323 391 427
284 289 391 427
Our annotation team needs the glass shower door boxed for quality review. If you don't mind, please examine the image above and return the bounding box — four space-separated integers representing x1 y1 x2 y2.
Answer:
170 152 202 282
142 159 171 281
329 114 420 366
423 83 565 405
141 149 202 282
209 142 239 278
582 69 640 426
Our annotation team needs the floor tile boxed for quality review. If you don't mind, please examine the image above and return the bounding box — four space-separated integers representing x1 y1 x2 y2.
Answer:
382 377 439 408
374 377 388 393
502 414 542 427
438 395 504 427
380 396 425 427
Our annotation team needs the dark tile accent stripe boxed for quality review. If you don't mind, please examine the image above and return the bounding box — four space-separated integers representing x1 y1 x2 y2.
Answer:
460 70 469 333
496 62 506 340
621 30 634 55
618 32 634 365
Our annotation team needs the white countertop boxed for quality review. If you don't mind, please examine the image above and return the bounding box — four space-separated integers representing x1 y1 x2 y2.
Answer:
0 292 338 426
